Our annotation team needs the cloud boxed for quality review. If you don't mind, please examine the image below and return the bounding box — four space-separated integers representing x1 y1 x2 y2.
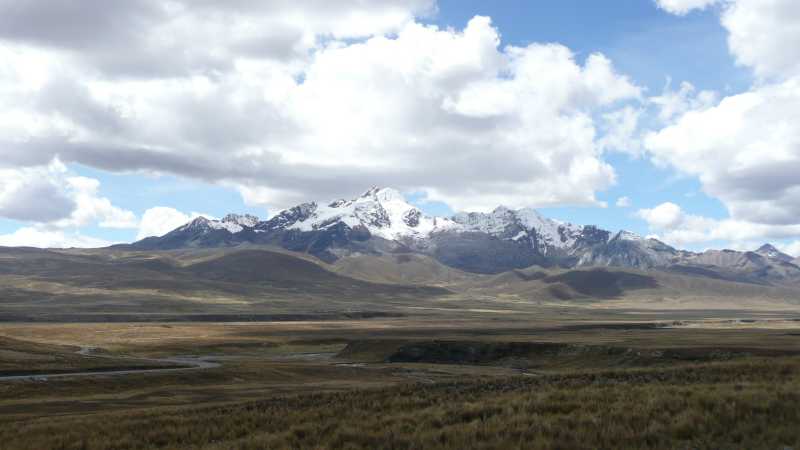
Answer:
637 202 800 248
649 80 717 123
780 241 800 258
615 196 632 208
0 0 436 78
722 0 800 79
0 227 113 248
0 159 136 229
0 165 76 222
597 106 644 155
55 176 138 229
657 0 800 79
137 207 208 239
655 0 722 15
0 12 641 213
0 156 136 248
637 202 684 229
646 78 800 226
647 0 800 248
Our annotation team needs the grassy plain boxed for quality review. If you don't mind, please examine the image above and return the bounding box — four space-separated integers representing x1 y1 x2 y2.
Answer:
1 313 800 449
6 358 800 450
2 240 800 447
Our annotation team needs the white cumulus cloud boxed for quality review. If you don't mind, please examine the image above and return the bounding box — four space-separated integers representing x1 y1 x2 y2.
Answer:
649 80 717 123
0 227 113 248
137 207 210 239
0 165 76 222
780 241 800 258
646 78 800 226
637 202 800 248
722 0 800 79
637 202 684 229
657 0 800 79
655 0 722 15
0 160 136 229
0 5 642 214
646 0 800 253
54 176 138 229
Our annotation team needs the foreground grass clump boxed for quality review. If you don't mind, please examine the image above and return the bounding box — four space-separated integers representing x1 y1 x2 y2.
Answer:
5 358 800 450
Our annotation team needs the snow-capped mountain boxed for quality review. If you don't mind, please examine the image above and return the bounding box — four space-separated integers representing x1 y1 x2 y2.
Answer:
754 244 795 263
122 187 800 283
251 187 586 261
126 186 674 270
451 206 583 255
222 213 260 229
264 187 459 241
577 230 679 269
173 213 261 235
133 214 260 250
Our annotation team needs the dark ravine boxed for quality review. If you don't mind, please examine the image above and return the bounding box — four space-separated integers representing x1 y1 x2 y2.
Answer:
341 340 800 368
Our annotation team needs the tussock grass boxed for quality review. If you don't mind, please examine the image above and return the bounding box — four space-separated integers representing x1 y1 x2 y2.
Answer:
5 357 800 449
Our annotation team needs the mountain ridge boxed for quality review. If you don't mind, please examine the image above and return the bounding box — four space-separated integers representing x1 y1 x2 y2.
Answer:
120 187 800 285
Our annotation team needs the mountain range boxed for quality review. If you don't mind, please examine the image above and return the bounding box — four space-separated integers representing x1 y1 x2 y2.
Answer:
122 187 800 287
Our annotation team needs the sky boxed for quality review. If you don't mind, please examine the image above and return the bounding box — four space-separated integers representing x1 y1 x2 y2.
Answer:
1 0 799 256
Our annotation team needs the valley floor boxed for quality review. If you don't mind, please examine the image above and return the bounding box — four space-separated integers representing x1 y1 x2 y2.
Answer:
1 312 799 449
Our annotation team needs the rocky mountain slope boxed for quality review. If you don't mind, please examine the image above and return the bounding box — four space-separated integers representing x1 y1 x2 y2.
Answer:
121 187 800 285
754 244 796 263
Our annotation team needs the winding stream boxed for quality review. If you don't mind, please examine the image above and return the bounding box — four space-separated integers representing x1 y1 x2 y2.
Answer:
0 346 221 382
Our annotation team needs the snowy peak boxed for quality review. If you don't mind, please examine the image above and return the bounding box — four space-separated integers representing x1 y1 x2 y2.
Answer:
180 216 213 232
611 230 675 251
258 202 318 232
755 243 794 262
452 207 514 234
516 208 582 249
452 205 532 235
222 213 259 228
168 188 589 249
612 230 644 242
283 187 457 240
452 205 582 251
160 189 651 259
133 187 728 275
178 214 259 235
159 187 660 257
756 243 780 255
365 186 405 203
127 187 800 282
